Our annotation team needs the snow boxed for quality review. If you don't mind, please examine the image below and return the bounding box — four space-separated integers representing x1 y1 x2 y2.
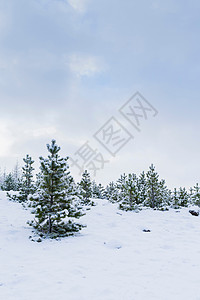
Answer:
1 191 200 300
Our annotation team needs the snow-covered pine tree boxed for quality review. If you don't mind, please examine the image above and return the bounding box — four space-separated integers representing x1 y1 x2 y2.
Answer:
146 164 167 209
0 167 4 189
190 183 200 206
28 140 83 239
146 164 160 208
137 171 147 205
97 184 105 199
13 161 22 191
178 187 189 207
91 180 99 198
35 172 42 188
116 173 127 202
171 188 180 209
21 155 35 199
78 170 93 205
104 181 118 202
8 155 35 203
91 181 105 199
158 179 171 210
188 187 193 206
1 172 16 191
119 173 140 211
66 174 78 196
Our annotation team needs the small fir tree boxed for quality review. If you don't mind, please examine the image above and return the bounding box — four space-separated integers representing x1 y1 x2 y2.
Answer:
91 180 100 198
78 170 93 205
178 187 189 207
1 173 16 191
146 164 160 208
119 173 140 211
158 179 171 210
190 183 200 206
116 173 127 202
21 155 35 200
97 184 105 199
28 140 83 239
13 161 22 190
104 181 118 202
137 171 147 205
145 164 168 209
171 188 180 209
91 181 105 199
8 155 35 202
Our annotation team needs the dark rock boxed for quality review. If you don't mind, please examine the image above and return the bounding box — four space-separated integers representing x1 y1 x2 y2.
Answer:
143 229 151 232
189 210 199 216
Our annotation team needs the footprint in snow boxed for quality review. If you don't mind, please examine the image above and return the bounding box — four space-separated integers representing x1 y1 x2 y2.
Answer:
104 240 122 249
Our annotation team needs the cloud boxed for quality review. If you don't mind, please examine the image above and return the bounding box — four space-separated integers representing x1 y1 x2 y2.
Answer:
0 120 15 156
25 126 57 138
67 0 89 13
152 0 179 13
68 54 106 77
0 6 11 37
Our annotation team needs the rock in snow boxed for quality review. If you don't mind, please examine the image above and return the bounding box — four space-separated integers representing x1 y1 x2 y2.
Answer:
189 210 199 216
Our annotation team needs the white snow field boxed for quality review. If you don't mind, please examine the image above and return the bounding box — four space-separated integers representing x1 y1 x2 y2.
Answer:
1 191 200 300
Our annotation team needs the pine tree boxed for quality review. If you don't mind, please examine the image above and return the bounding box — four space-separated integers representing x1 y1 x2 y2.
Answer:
145 164 168 209
67 174 78 196
13 161 22 191
190 183 200 206
91 180 100 198
21 155 35 200
97 184 105 199
78 170 93 205
116 173 127 202
158 179 171 209
8 155 35 203
171 188 179 209
1 173 16 191
119 173 140 211
104 181 118 202
178 187 189 207
0 167 4 188
35 172 42 188
91 181 105 199
146 164 160 208
137 171 147 205
28 140 83 239
0 169 6 190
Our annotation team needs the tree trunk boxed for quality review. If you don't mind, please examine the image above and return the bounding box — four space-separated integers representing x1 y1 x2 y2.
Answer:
151 185 155 208
48 214 52 233
129 190 133 208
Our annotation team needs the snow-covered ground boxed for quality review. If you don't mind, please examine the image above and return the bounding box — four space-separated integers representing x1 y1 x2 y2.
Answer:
1 192 200 300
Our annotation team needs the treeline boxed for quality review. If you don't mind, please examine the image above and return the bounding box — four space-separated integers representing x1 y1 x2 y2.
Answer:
0 163 21 191
3 139 200 240
71 165 200 211
104 167 200 210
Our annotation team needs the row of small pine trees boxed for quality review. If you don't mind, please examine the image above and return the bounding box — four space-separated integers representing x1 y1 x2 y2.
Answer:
5 139 200 240
79 166 200 211
104 167 200 211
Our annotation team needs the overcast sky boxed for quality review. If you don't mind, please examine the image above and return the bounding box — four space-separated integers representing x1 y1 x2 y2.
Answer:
0 0 200 189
